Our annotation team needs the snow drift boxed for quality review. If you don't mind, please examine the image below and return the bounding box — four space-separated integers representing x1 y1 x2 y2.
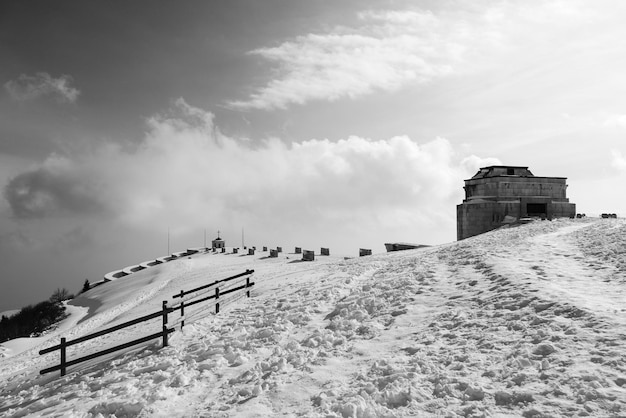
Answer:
1 218 625 417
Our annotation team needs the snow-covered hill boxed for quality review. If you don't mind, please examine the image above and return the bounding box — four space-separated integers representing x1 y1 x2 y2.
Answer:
1 218 625 417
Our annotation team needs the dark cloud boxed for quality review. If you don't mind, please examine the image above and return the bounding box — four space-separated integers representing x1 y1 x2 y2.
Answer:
4 166 107 218
4 72 80 103
0 229 34 253
54 226 94 252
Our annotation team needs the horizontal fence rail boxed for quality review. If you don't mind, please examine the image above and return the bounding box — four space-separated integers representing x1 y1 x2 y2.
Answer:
40 269 255 377
172 269 254 329
39 328 175 376
173 269 254 300
39 307 171 355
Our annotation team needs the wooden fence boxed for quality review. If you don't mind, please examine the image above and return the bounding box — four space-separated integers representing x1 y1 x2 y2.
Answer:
39 269 255 377
172 269 255 327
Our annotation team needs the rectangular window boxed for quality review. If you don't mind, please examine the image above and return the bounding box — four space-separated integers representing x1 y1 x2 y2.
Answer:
527 203 547 216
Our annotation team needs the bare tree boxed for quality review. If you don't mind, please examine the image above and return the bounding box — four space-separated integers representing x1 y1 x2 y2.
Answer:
49 288 72 304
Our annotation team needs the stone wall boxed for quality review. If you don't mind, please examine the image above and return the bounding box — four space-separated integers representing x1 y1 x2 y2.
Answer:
465 177 568 200
457 201 503 241
457 198 576 240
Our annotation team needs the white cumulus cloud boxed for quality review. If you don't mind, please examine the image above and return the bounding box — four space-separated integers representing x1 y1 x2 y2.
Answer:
603 114 626 128
610 149 626 172
3 99 498 248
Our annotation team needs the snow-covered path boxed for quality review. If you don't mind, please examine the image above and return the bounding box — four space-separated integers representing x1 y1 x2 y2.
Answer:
490 222 626 320
1 219 625 417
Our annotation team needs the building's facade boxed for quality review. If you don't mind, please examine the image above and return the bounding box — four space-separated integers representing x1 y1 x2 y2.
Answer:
457 166 576 240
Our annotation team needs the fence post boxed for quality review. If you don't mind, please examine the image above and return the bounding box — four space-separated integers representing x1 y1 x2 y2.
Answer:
215 287 220 314
179 290 185 330
246 277 251 298
162 301 169 347
60 337 67 376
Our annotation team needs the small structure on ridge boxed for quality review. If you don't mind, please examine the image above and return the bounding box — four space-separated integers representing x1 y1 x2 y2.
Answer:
212 231 225 250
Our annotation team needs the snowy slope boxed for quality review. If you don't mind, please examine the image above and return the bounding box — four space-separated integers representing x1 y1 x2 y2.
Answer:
1 218 625 417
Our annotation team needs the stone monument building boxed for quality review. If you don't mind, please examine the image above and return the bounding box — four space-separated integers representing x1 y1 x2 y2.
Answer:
457 165 576 240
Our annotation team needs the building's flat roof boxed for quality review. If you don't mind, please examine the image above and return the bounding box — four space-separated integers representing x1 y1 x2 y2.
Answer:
471 166 534 179
465 175 568 181
479 165 529 170
467 166 568 181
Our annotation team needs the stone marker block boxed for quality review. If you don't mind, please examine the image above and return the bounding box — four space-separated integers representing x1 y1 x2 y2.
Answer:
295 247 302 254
321 247 330 256
248 248 255 255
359 248 372 257
303 250 315 261
270 249 278 258
233 248 238 254
277 247 282 253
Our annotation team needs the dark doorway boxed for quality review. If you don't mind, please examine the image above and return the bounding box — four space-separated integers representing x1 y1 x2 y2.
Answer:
527 203 547 216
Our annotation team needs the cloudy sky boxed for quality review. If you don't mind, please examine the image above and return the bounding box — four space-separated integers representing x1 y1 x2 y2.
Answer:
1 0 626 311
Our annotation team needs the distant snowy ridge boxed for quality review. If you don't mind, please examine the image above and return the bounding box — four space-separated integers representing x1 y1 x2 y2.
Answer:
1 218 626 417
